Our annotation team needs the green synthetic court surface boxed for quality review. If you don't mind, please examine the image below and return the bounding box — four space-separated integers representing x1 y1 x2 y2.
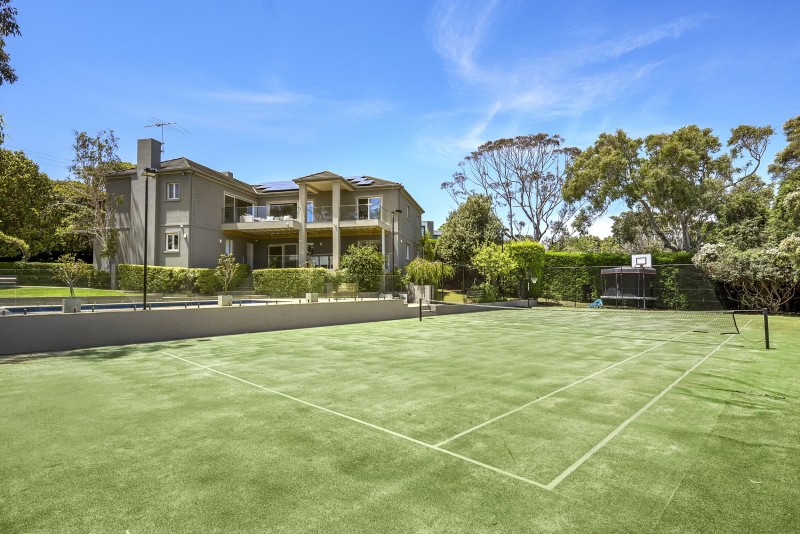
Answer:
1 308 798 532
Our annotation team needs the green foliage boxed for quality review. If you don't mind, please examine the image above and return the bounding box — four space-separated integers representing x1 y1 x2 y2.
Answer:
0 148 56 258
64 129 122 270
0 230 29 259
541 251 701 305
0 260 110 289
442 134 581 242
694 242 799 313
419 231 436 261
436 194 503 265
215 253 239 293
769 116 800 240
508 240 546 298
53 253 90 298
0 0 20 87
252 268 328 297
339 244 385 292
404 258 454 286
117 264 248 295
565 124 773 252
472 243 515 287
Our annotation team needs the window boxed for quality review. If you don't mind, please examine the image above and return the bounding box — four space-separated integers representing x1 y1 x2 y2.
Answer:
306 201 314 223
405 243 411 261
406 205 410 220
166 232 180 252
166 181 180 200
225 239 234 255
357 197 382 220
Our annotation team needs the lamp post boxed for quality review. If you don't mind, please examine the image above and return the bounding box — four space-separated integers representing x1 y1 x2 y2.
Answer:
390 209 403 295
141 167 159 310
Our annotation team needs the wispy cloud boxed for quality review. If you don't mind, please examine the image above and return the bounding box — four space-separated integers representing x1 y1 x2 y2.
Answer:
205 89 310 105
426 0 708 146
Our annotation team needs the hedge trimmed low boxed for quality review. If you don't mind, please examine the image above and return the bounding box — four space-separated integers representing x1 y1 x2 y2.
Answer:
117 264 249 295
0 261 111 289
252 268 328 297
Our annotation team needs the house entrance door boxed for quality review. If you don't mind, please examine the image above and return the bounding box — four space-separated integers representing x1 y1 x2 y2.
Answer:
246 243 254 269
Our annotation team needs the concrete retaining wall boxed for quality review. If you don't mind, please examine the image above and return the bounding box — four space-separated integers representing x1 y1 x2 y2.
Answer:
0 300 417 356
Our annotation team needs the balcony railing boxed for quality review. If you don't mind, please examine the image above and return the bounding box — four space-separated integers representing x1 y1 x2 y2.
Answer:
225 205 298 224
224 205 390 225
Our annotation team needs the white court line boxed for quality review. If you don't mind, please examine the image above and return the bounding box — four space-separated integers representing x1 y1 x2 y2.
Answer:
434 332 687 448
161 351 551 491
546 331 740 490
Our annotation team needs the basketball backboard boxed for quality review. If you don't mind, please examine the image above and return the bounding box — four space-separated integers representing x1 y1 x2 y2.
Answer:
631 253 652 268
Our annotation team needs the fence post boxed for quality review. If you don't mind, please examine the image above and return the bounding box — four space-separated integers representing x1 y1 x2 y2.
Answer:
763 308 770 349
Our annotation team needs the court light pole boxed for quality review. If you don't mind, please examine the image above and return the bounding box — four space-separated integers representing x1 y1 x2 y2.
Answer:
141 167 159 310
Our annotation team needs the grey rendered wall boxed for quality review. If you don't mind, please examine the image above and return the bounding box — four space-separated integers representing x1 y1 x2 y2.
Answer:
0 300 417 356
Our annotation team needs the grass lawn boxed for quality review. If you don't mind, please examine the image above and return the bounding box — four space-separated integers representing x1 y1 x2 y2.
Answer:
0 286 128 298
1 308 798 532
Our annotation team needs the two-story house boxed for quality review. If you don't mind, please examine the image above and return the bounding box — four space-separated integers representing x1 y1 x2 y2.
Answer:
106 138 424 274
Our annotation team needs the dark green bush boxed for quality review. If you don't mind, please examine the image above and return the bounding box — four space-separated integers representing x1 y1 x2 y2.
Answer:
117 264 249 295
1 261 110 289
541 251 716 309
252 268 328 297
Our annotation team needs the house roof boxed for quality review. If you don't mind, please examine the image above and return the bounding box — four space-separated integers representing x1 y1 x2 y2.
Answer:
254 172 398 193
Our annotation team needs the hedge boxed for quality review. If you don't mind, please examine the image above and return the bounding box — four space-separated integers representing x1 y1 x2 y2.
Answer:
117 264 249 295
252 268 328 297
541 251 719 309
0 261 111 289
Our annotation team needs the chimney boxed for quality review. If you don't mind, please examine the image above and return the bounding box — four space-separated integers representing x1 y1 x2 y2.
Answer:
137 138 162 171
224 171 234 179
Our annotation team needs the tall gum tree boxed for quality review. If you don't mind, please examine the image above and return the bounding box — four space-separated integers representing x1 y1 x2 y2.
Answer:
442 134 582 243
563 124 773 252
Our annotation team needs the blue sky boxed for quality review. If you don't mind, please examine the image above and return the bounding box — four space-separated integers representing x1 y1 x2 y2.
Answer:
3 0 799 235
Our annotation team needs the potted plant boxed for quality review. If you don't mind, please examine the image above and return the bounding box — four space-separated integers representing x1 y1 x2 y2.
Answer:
54 253 90 313
215 253 238 306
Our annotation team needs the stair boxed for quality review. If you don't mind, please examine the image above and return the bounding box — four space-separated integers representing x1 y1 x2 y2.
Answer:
235 273 255 293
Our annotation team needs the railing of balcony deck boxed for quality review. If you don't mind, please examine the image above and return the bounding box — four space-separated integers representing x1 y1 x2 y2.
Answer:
308 206 333 223
225 205 299 223
267 255 300 268
340 205 389 223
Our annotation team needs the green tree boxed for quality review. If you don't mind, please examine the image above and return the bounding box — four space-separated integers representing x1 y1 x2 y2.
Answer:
62 129 123 272
53 253 90 298
693 242 799 313
442 134 582 242
339 244 385 293
769 116 800 239
709 175 773 249
419 230 436 261
214 253 239 293
472 243 515 289
564 124 773 252
0 148 56 258
404 257 454 286
436 194 503 265
507 240 545 298
0 230 28 258
0 0 20 143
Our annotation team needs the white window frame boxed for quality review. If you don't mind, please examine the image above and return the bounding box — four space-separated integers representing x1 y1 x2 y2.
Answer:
405 243 411 261
165 232 180 252
166 181 180 201
225 239 234 255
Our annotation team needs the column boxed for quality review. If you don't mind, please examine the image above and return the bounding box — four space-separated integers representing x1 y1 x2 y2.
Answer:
332 181 341 269
298 183 307 266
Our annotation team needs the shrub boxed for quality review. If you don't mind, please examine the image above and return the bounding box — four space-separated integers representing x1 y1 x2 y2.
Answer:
252 268 328 297
339 244 385 292
1 261 110 289
118 263 249 295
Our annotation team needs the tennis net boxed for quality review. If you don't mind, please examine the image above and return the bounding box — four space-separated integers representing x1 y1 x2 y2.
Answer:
425 300 741 335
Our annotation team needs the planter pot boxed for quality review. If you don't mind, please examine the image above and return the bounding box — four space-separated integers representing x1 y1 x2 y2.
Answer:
62 298 82 313
218 295 233 307
305 292 319 303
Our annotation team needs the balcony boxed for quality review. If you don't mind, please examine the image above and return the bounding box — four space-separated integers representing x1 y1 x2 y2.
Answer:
222 204 391 238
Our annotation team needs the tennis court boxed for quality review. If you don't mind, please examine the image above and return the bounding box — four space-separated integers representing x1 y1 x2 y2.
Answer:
2 307 798 532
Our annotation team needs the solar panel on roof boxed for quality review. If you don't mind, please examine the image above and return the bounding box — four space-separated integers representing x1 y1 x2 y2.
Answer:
346 176 374 186
256 180 299 192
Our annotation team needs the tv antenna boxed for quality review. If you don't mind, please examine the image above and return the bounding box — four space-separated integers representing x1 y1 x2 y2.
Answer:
145 117 189 153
